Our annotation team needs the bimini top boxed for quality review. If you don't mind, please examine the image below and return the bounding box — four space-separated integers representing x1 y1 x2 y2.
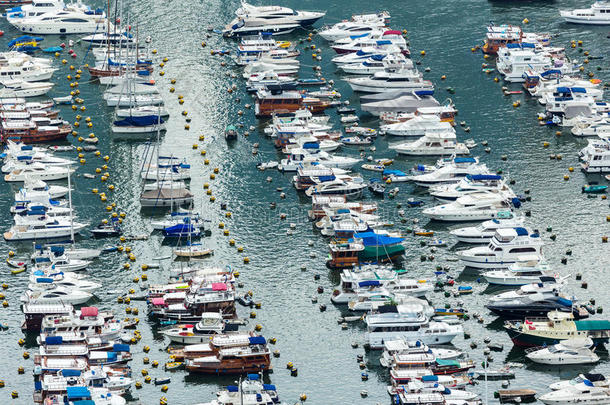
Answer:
469 174 502 181
575 320 610 331
248 336 267 345
454 157 476 163
506 42 535 49
556 87 587 94
351 232 404 246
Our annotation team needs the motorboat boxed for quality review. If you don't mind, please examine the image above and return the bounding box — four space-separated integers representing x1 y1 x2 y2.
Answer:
345 68 432 93
560 2 610 25
550 374 610 391
331 30 409 55
195 373 279 405
340 53 412 75
4 162 73 182
29 270 100 292
31 244 101 261
160 312 230 344
41 387 126 405
348 291 433 312
539 382 610 405
33 253 91 272
360 91 441 116
571 119 610 137
422 192 516 222
20 286 92 305
380 115 452 137
486 286 579 319
332 45 404 65
10 8 108 34
319 20 386 41
483 256 554 285
21 178 69 199
2 79 53 97
5 0 75 20
0 60 56 83
305 178 367 200
390 131 469 156
408 158 489 187
380 339 463 368
4 216 87 241
365 304 462 349
526 338 599 365
580 138 610 173
457 227 544 269
449 212 525 243
224 16 301 37
279 148 361 171
235 1 325 26
331 268 401 304
429 174 513 202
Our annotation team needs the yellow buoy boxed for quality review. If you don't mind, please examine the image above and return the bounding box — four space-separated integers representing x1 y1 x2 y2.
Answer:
420 50 426 55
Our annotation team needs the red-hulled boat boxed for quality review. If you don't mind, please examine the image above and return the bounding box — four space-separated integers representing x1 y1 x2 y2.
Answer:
1 121 71 144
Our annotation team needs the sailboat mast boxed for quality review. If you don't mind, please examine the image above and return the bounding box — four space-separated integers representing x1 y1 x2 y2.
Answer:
67 164 74 243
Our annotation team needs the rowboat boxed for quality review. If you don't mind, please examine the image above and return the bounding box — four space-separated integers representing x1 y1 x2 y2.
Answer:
582 184 607 193
6 258 26 268
414 229 434 236
11 267 26 275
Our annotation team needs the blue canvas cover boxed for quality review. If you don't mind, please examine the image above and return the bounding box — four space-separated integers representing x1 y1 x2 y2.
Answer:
113 115 163 127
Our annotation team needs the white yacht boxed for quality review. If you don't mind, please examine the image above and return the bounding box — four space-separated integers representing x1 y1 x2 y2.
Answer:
4 163 73 182
345 68 433 93
331 268 401 304
224 17 301 37
450 213 525 243
340 53 411 75
4 216 87 240
20 286 92 305
423 192 515 222
196 374 279 405
408 158 489 187
305 179 367 200
483 256 554 285
1 80 54 97
6 0 71 20
331 30 409 54
235 1 325 26
0 60 56 83
560 2 610 24
390 131 469 156
365 304 462 349
332 45 404 65
2 152 73 173
539 383 610 405
10 8 109 34
571 119 610 137
488 278 564 304
22 178 69 199
457 227 544 269
380 115 453 136
539 86 605 106
429 174 513 202
279 148 361 171
319 21 386 41
550 374 610 391
349 290 433 312
526 338 599 365
29 273 100 292
379 339 463 368
580 138 610 173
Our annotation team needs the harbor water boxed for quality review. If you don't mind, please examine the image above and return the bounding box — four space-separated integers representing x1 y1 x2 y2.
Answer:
0 0 609 403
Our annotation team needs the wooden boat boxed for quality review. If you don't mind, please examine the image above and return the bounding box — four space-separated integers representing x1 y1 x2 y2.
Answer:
497 389 536 403
254 89 330 117
1 122 71 144
184 338 272 374
88 65 153 78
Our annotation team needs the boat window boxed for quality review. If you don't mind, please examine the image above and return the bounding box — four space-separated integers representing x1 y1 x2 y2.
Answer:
509 247 537 253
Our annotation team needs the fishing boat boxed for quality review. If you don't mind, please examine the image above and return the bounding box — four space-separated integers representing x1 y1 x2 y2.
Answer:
505 311 610 347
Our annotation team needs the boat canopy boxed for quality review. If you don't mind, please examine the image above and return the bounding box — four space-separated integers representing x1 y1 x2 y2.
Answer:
469 174 501 181
376 40 392 45
349 33 369 39
247 373 260 380
383 169 406 176
383 30 402 36
80 307 98 317
262 384 276 390
454 157 476 163
514 227 528 236
248 336 266 345
212 283 228 291
506 42 535 48
371 54 385 61
227 385 239 392
421 375 438 382
45 336 63 345
584 379 595 387
436 359 460 367
556 87 586 94
557 297 573 307
113 343 130 352
540 69 562 77
113 115 163 127
151 298 165 306
377 305 398 313
585 373 607 382
575 320 610 331
66 387 91 399
358 280 381 287
351 231 403 246
35 277 53 283
61 369 81 377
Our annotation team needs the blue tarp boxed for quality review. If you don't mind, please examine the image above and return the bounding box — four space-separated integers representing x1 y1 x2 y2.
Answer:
351 231 404 246
454 157 476 163
422 375 438 382
349 33 369 39
556 87 586 94
383 169 406 176
376 40 391 45
557 297 573 306
113 115 163 127
36 278 53 283
540 69 562 77
514 227 528 236
45 336 62 345
227 385 239 392
371 54 385 61
469 174 501 181
248 336 266 345
247 373 260 380
262 384 276 390
61 369 81 377
359 280 381 287
66 387 91 399
113 344 130 352
7 35 43 47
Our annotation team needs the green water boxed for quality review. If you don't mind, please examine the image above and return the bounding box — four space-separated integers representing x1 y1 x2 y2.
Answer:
0 0 609 404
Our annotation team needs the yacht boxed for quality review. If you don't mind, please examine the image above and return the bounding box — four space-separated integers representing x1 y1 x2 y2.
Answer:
550 374 610 391
4 163 73 182
224 17 301 37
580 139 610 173
10 8 109 34
5 0 74 20
29 271 100 292
449 213 526 243
380 115 452 136
430 174 513 202
331 268 401 304
539 383 610 405
1 80 54 97
483 256 554 285
235 1 325 26
332 45 404 65
4 215 87 240
20 286 92 305
331 30 409 55
485 286 578 319
32 253 91 272
390 131 469 156
526 338 599 365
319 21 386 41
21 178 69 199
457 227 543 269
340 53 411 75
0 60 56 82
349 292 433 312
422 192 515 222
345 68 433 93
160 313 229 344
196 374 279 405
365 304 462 349
571 119 610 137
560 2 610 25
380 339 463 368
305 178 367 200
361 91 441 116
539 86 605 107
279 148 361 171
408 158 489 187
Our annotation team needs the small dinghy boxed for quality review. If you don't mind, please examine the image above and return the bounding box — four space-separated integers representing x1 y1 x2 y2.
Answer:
387 187 399 198
256 161 278 171
428 239 447 247
368 179 386 196
53 95 73 104
342 136 372 145
164 362 183 371
475 365 516 380
154 377 171 386
414 228 434 236
465 138 477 148
337 106 356 114
173 244 213 258
48 145 75 152
455 285 473 295
582 184 607 193
11 267 26 275
91 221 122 238
83 173 96 179
361 164 385 172
225 124 238 140
406 198 424 207
6 258 26 268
